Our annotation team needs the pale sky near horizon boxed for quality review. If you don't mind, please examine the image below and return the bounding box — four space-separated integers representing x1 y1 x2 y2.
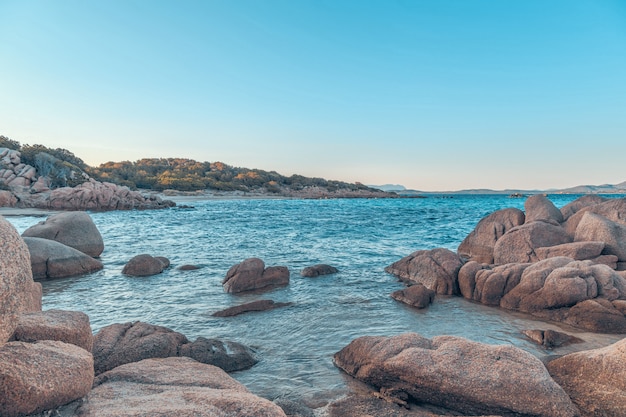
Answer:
1 0 625 191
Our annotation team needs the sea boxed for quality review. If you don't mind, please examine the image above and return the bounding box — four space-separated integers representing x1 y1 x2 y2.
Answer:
6 194 626 407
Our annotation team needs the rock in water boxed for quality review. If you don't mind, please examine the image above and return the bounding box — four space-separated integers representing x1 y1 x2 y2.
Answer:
222 257 290 293
212 299 293 317
390 284 435 309
122 254 168 276
22 211 104 257
301 264 338 277
24 237 104 280
333 333 579 417
179 337 258 372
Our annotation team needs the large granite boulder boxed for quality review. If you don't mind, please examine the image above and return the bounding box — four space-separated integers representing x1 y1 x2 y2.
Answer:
390 284 435 309
179 337 258 372
560 195 607 222
493 221 572 264
122 253 168 277
547 338 626 417
385 248 463 295
535 241 605 262
11 309 93 351
24 236 104 280
92 321 189 375
457 207 525 264
0 340 93 417
21 211 104 257
564 298 626 333
563 197 626 237
333 333 578 417
458 261 530 306
76 357 287 417
574 212 626 261
525 194 564 223
0 215 42 343
222 258 290 293
301 264 338 277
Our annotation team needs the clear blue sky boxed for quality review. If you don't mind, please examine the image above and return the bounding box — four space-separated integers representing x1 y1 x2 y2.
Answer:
1 0 625 191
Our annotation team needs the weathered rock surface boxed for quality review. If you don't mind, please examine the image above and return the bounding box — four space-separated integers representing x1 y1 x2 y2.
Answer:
179 337 258 372
390 284 435 309
459 261 530 306
177 264 200 270
564 298 626 333
560 195 608 221
92 321 189 375
24 236 104 280
563 197 626 238
121 253 168 276
535 241 605 262
521 329 583 349
11 309 93 351
301 264 339 277
0 215 42 343
493 221 572 264
76 357 287 417
457 207 525 264
334 333 579 417
222 257 290 293
21 211 104 257
0 340 94 417
574 212 626 261
0 189 17 206
212 299 293 317
547 338 626 417
385 248 464 295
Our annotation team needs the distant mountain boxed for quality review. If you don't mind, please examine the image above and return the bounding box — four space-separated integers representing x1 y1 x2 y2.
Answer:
392 182 626 196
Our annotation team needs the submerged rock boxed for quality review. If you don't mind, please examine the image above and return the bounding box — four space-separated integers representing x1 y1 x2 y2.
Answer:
301 264 338 277
212 299 293 317
521 329 583 349
179 337 258 372
390 284 435 309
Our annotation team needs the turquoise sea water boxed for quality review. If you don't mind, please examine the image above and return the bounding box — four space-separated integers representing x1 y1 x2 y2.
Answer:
7 194 625 406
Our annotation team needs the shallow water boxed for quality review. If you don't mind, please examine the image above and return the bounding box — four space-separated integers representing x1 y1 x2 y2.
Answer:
7 194 625 405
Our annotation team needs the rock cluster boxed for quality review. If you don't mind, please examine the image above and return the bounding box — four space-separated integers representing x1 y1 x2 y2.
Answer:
1 148 174 210
386 195 626 333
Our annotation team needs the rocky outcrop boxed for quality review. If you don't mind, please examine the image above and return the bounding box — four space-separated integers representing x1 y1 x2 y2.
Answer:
390 284 435 309
333 333 578 417
547 338 626 417
0 340 94 417
301 264 338 277
122 253 169 276
22 211 104 257
76 357 287 417
385 248 463 295
458 261 530 306
212 299 293 317
92 321 189 375
1 148 174 210
457 208 525 264
179 337 258 372
222 258 290 293
24 236 104 280
0 216 42 343
11 309 93 351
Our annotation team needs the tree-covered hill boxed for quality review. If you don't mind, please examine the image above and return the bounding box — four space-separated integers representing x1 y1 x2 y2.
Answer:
1 135 389 196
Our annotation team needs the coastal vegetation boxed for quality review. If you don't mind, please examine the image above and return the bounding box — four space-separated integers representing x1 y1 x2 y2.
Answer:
0 135 377 194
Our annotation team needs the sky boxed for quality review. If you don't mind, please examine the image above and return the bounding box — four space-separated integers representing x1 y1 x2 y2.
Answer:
1 0 625 191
